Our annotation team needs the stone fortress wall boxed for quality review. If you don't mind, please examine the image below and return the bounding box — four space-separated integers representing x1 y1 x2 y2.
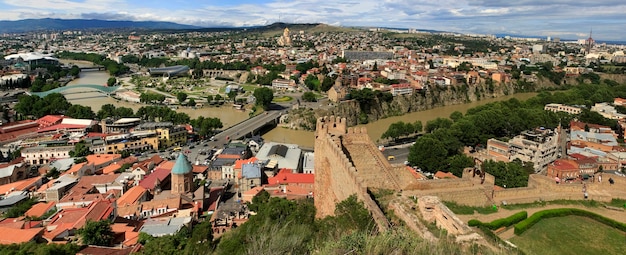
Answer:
314 116 391 231
314 115 626 236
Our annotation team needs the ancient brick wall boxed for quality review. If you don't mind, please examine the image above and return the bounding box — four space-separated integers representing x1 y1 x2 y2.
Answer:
314 116 390 231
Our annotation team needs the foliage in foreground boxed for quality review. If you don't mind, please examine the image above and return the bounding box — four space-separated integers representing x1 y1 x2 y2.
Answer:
0 242 81 255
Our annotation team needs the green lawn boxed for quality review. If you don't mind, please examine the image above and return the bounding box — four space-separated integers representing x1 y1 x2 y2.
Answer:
510 215 626 255
272 96 293 102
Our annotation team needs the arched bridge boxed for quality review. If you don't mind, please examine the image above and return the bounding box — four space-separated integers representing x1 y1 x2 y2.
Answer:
30 84 121 97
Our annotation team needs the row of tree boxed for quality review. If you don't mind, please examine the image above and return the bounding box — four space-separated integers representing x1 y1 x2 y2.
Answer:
56 51 130 76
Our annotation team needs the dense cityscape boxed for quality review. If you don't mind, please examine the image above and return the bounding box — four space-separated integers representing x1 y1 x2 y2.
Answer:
0 17 625 255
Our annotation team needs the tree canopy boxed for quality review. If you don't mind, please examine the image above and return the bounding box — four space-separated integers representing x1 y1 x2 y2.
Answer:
253 87 274 110
77 220 114 246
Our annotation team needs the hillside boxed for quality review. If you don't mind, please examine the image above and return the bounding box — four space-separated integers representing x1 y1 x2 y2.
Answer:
0 18 200 33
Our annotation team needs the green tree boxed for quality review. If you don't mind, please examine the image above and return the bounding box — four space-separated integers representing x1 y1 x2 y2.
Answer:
253 87 274 110
77 220 114 246
446 154 475 177
69 141 92 157
425 117 453 133
302 92 317 102
227 90 237 102
65 105 96 119
450 111 464 122
106 77 117 86
176 92 188 104
190 116 223 137
408 136 448 173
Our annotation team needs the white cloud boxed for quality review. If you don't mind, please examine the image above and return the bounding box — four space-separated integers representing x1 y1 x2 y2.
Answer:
0 0 625 40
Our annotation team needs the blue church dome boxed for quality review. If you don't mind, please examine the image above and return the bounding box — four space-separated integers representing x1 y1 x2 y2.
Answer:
172 153 192 175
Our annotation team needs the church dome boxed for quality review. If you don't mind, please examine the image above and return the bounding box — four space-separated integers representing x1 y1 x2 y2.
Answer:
172 153 192 175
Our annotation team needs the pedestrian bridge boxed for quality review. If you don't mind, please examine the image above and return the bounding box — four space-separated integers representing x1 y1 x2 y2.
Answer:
30 84 121 97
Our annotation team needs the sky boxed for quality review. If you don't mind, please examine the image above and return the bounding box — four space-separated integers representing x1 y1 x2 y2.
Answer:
1 0 626 41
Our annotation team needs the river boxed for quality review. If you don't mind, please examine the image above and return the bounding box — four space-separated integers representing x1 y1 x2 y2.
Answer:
60 59 249 127
60 60 537 148
263 93 537 148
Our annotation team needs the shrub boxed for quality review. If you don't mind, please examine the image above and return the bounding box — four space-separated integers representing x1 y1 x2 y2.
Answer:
514 208 626 235
485 211 527 230
468 219 482 227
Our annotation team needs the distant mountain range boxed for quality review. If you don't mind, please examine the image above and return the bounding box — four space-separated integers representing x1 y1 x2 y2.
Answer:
0 18 202 33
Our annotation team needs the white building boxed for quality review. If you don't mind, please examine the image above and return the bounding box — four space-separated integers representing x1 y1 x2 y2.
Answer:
21 145 74 165
544 103 583 115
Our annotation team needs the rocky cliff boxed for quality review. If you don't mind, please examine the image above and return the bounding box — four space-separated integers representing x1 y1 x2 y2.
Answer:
286 81 520 130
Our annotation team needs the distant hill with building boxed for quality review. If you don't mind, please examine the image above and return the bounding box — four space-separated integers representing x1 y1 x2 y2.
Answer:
0 18 201 33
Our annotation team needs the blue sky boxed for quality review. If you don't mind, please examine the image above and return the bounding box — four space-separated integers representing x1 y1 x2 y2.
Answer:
1 0 625 41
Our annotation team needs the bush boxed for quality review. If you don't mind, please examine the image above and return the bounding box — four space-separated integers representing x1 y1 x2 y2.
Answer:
468 211 527 230
514 208 626 235
485 211 527 230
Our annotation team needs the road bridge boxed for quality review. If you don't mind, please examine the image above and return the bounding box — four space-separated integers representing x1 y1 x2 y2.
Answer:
79 66 106 71
203 110 283 147
29 84 121 97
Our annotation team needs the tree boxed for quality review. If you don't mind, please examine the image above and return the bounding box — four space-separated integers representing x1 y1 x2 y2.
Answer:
191 116 223 137
65 105 96 119
450 111 464 122
227 90 237 102
106 77 117 86
425 117 453 133
177 92 188 104
188 98 196 106
302 92 317 102
446 154 475 177
253 87 274 110
70 141 92 158
77 220 114 246
408 136 448 173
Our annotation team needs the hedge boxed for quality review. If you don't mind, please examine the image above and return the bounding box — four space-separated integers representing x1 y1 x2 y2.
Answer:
514 208 626 235
468 211 528 230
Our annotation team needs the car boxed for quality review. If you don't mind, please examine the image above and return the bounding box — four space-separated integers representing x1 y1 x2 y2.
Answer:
209 136 216 141
203 143 208 147
189 145 195 149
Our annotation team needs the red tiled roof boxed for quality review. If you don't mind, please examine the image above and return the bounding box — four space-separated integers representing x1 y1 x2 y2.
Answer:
234 157 257 169
206 187 224 211
0 227 43 244
267 169 314 185
0 176 41 195
139 168 171 190
117 186 147 206
434 171 458 179
192 165 208 174
36 115 64 126
37 124 90 133
25 201 56 218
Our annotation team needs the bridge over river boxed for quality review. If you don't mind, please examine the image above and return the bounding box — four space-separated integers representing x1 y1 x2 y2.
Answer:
29 84 121 97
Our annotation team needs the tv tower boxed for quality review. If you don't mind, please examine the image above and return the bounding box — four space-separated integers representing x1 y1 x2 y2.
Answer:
585 29 594 54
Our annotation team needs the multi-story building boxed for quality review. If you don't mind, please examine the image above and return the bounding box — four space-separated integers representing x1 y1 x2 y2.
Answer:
135 122 187 148
104 134 159 154
271 79 296 91
544 103 583 115
101 118 141 134
21 145 73 165
390 83 413 96
487 127 560 173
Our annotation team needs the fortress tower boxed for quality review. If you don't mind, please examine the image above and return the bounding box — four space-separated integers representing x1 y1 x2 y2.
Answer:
314 116 414 229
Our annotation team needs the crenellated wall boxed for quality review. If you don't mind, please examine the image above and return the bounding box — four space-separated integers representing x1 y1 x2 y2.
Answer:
314 116 390 231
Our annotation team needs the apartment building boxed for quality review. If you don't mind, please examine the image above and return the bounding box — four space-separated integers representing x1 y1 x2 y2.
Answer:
487 127 560 173
135 122 187 148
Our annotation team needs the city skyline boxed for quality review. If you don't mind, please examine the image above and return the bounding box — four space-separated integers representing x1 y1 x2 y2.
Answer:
1 0 626 41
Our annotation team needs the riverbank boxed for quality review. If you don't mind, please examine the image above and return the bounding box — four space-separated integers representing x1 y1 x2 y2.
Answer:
265 92 538 148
